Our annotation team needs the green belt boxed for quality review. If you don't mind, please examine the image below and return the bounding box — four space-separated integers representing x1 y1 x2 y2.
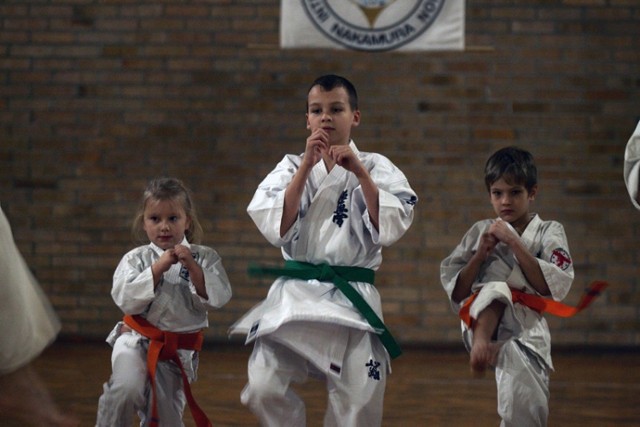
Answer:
248 260 402 359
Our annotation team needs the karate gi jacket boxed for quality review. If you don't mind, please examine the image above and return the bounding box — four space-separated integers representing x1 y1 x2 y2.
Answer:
106 238 232 377
440 215 574 370
230 141 417 373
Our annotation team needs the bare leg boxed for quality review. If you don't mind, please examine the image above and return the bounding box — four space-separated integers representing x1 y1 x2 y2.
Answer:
0 363 79 427
470 300 505 376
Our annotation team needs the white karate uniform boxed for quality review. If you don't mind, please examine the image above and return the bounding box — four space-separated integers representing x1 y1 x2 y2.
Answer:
0 206 60 375
623 120 640 210
96 238 232 427
230 141 416 426
440 215 574 427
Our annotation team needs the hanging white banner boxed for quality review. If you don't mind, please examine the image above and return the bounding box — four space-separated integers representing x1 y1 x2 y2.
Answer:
280 0 465 52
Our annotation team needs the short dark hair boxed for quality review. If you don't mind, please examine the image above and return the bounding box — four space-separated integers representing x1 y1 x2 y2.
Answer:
484 146 538 192
307 74 358 111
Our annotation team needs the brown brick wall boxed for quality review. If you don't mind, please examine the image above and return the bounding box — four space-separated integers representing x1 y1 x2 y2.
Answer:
1 0 639 347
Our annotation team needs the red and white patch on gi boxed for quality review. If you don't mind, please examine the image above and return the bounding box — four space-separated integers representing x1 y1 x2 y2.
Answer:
550 248 572 270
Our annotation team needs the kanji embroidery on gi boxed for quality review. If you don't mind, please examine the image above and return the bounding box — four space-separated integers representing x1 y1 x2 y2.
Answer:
406 195 417 206
366 359 381 381
332 190 349 227
179 252 198 281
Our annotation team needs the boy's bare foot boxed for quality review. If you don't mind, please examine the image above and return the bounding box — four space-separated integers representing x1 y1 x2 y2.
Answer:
469 340 501 377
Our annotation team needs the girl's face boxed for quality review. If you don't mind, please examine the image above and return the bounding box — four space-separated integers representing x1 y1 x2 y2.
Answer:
306 85 360 147
489 178 537 232
142 198 191 250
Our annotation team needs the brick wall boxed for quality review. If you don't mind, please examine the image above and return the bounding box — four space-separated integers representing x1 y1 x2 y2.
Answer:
1 0 639 347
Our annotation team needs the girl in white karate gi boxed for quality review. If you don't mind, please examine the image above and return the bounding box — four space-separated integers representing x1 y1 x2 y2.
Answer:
230 75 417 427
441 147 574 427
624 120 640 209
96 177 232 427
0 206 79 426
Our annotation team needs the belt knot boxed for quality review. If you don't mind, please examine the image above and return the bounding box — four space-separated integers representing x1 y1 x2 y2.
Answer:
318 263 336 282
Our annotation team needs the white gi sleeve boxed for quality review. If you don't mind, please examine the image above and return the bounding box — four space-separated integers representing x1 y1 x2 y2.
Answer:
196 245 232 309
111 249 156 315
247 154 300 247
357 153 417 246
440 221 487 312
536 221 574 302
623 120 640 210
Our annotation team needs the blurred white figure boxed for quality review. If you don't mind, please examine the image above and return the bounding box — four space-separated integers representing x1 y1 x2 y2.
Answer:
0 206 78 426
623 120 640 209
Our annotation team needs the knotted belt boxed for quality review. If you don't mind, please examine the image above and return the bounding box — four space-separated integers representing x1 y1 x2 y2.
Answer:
459 280 609 327
123 315 212 427
248 260 402 359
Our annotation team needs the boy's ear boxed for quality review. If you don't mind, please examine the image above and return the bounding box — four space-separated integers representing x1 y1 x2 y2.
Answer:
306 113 311 130
352 110 361 127
528 184 538 200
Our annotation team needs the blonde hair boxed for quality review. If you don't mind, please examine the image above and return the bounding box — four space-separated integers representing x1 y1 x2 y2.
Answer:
131 177 204 244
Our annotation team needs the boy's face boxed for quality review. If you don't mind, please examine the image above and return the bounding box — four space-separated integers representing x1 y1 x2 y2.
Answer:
489 178 537 231
143 198 191 250
306 85 360 146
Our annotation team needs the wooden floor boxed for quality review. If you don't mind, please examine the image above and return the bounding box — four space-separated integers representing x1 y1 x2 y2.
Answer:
3 341 639 426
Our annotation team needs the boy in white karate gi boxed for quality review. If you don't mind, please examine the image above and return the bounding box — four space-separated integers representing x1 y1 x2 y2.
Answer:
624 120 640 209
230 74 417 426
441 147 574 427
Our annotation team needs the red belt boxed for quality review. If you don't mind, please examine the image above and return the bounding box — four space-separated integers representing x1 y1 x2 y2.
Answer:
459 280 609 327
123 315 212 427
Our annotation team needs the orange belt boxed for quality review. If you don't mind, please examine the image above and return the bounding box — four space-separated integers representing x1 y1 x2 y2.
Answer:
459 280 609 327
123 315 212 427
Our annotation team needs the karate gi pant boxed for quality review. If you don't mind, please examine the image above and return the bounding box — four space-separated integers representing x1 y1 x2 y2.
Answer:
241 328 387 427
96 333 188 427
495 340 549 427
466 283 550 427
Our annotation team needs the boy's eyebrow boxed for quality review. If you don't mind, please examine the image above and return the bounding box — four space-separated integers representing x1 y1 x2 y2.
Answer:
308 100 347 107
490 185 525 190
